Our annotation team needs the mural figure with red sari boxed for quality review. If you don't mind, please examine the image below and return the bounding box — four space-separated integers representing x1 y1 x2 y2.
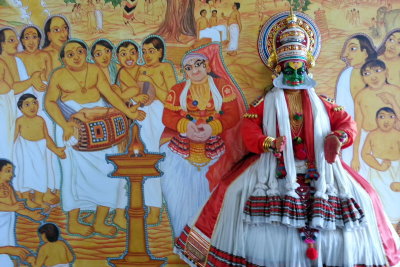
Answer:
159 44 246 237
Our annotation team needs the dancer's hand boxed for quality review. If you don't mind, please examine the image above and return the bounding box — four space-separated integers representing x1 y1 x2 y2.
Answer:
193 124 212 142
273 136 286 152
324 134 341 164
187 121 201 141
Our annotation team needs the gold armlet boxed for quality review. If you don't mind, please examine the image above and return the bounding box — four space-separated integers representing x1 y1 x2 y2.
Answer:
222 93 237 102
209 120 223 135
177 119 190 133
333 106 345 112
262 136 275 152
243 113 258 119
164 102 181 111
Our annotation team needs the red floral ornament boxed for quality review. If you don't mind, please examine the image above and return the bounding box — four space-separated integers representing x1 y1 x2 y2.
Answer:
294 143 307 160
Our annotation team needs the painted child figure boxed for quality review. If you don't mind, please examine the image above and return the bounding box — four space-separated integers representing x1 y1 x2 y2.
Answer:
362 107 400 225
13 94 66 209
114 40 149 104
27 223 74 267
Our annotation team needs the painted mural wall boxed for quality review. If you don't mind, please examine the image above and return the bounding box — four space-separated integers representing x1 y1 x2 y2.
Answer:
0 0 399 266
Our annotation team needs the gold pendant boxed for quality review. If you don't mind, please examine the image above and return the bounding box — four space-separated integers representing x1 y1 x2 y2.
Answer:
81 87 87 94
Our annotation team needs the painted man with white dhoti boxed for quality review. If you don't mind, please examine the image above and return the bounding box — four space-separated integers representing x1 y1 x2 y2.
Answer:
0 60 16 161
209 10 227 42
222 2 242 56
0 28 45 160
16 25 63 205
45 39 145 237
196 9 221 42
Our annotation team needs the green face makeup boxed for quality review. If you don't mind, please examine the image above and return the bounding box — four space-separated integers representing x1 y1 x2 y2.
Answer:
282 62 306 86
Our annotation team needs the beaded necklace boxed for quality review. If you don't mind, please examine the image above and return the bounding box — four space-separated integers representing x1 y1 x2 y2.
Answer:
285 90 304 137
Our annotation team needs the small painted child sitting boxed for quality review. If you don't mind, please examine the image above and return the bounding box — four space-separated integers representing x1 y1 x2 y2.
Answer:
27 223 73 267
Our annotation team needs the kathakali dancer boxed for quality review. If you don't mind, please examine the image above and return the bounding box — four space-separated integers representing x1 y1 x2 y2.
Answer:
159 44 246 237
174 11 400 267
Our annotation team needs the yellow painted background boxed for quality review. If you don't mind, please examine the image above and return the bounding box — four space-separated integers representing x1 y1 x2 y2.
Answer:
0 0 399 266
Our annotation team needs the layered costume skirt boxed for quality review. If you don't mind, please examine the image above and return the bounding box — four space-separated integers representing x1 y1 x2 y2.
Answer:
175 156 396 267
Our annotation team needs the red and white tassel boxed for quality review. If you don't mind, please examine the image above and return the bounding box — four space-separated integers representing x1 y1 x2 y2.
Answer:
306 243 318 260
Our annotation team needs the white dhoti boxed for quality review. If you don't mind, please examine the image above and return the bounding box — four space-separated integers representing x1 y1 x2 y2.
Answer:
0 211 16 267
137 100 165 208
55 99 127 211
14 56 35 116
13 137 55 193
211 25 227 41
36 89 61 191
199 27 221 42
227 24 239 51
0 56 32 160
160 143 217 237
0 90 16 160
95 10 103 30
369 159 400 223
13 57 61 191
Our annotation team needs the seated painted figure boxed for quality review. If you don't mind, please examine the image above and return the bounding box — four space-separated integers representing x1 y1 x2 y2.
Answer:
174 11 400 267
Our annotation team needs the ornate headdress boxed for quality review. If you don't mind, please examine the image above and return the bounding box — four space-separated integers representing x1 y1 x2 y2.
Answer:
182 52 209 66
258 9 321 76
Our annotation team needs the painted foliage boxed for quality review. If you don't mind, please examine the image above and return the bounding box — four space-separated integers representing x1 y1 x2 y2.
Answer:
0 0 399 266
